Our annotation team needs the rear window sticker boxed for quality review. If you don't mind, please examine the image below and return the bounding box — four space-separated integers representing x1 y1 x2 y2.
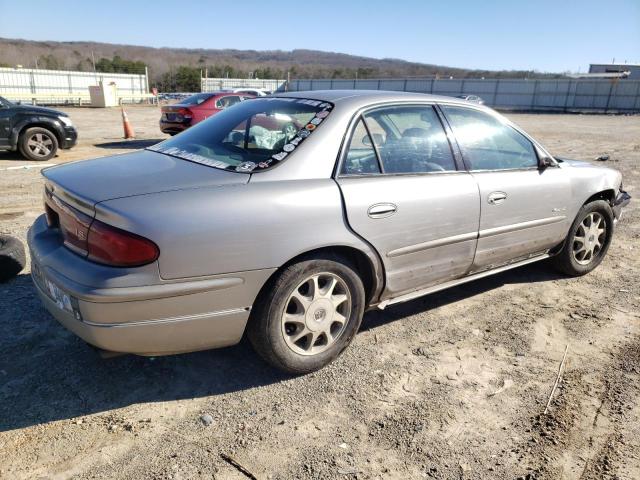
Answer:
236 161 257 172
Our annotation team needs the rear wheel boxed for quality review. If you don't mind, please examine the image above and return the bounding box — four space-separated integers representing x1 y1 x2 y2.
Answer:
19 127 58 161
247 255 365 374
552 200 613 276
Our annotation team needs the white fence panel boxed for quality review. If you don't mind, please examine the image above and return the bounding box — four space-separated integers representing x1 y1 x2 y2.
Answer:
0 67 149 104
201 77 285 92
287 77 640 112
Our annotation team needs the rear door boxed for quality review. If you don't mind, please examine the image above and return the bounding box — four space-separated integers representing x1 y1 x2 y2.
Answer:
440 104 571 271
336 104 480 297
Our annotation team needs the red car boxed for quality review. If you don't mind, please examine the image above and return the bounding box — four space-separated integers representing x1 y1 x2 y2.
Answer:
159 91 254 135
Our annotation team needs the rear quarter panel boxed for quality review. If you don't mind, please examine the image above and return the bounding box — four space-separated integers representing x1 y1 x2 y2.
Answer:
95 179 382 283
191 97 220 123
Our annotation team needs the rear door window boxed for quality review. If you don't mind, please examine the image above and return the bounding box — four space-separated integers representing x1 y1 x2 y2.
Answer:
341 118 381 175
216 95 242 109
346 105 456 174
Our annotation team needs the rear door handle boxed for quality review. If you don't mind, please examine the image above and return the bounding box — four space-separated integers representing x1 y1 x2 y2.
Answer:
487 191 507 205
368 203 397 218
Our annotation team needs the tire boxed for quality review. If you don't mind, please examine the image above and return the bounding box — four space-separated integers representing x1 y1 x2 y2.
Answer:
18 127 59 161
551 200 614 276
247 254 366 374
0 235 26 282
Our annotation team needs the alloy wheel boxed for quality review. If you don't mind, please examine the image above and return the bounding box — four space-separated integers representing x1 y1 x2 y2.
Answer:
26 132 54 158
281 272 352 356
572 212 606 265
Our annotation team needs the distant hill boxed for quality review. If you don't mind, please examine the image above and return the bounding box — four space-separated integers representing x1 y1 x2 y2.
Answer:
0 37 566 90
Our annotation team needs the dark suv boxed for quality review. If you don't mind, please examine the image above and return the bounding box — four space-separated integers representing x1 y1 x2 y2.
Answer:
0 96 77 160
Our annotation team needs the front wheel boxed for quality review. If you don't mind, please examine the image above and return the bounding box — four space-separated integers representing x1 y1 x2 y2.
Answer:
551 200 614 276
247 255 365 374
18 127 59 161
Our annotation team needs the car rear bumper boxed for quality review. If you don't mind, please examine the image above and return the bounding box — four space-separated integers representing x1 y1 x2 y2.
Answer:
32 277 251 355
613 189 631 220
159 119 190 134
28 215 274 356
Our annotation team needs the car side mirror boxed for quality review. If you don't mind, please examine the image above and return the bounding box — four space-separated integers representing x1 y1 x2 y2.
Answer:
539 156 557 169
535 146 557 169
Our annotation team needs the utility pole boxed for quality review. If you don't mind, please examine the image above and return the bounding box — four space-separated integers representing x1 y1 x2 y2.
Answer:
91 51 97 82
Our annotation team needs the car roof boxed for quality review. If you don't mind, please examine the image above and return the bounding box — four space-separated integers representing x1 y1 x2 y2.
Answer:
276 89 472 109
202 91 247 96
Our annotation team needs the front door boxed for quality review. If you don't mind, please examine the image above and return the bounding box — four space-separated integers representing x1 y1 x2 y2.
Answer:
337 104 481 297
0 100 13 148
440 105 571 271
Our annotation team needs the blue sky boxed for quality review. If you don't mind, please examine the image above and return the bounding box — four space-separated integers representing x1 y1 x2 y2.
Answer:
0 0 638 72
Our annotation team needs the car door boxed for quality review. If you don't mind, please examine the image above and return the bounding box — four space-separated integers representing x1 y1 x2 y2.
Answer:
440 104 571 271
0 98 13 148
336 104 480 297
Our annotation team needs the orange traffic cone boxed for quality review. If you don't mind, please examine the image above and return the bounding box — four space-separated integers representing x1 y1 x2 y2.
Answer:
121 106 135 139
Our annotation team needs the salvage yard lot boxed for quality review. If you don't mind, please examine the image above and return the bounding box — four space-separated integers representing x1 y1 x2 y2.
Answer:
0 107 639 479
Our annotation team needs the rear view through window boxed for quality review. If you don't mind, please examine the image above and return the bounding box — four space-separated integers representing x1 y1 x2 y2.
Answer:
149 98 333 172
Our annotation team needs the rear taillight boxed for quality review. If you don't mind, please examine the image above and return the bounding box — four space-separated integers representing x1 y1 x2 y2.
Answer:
48 195 92 255
177 107 193 119
87 219 159 267
44 192 159 267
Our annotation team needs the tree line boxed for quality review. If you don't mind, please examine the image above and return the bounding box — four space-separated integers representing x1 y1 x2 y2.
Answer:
1 49 569 93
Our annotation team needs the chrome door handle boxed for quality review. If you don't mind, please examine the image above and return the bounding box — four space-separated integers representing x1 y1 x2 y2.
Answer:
487 192 507 205
368 203 397 218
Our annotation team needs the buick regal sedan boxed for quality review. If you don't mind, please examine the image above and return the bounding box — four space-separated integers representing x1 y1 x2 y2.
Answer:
28 91 630 373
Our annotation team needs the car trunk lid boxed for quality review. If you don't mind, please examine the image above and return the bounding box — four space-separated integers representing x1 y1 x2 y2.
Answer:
42 149 248 206
42 149 247 258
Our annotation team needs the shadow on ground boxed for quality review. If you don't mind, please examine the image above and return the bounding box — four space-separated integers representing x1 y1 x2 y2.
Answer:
94 139 164 150
0 262 563 432
0 151 32 161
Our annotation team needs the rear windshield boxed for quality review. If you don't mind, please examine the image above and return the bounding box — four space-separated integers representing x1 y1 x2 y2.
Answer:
148 97 333 172
180 93 215 105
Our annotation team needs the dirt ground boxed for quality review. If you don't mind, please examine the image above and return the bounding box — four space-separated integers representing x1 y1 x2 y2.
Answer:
0 106 638 480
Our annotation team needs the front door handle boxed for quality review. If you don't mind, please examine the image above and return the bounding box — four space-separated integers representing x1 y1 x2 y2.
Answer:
487 191 507 205
368 203 397 218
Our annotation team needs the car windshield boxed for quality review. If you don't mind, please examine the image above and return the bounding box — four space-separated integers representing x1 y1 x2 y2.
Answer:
180 93 215 105
148 97 333 172
0 96 13 107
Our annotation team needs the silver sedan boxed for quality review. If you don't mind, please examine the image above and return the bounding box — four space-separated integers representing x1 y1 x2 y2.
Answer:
28 91 630 373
